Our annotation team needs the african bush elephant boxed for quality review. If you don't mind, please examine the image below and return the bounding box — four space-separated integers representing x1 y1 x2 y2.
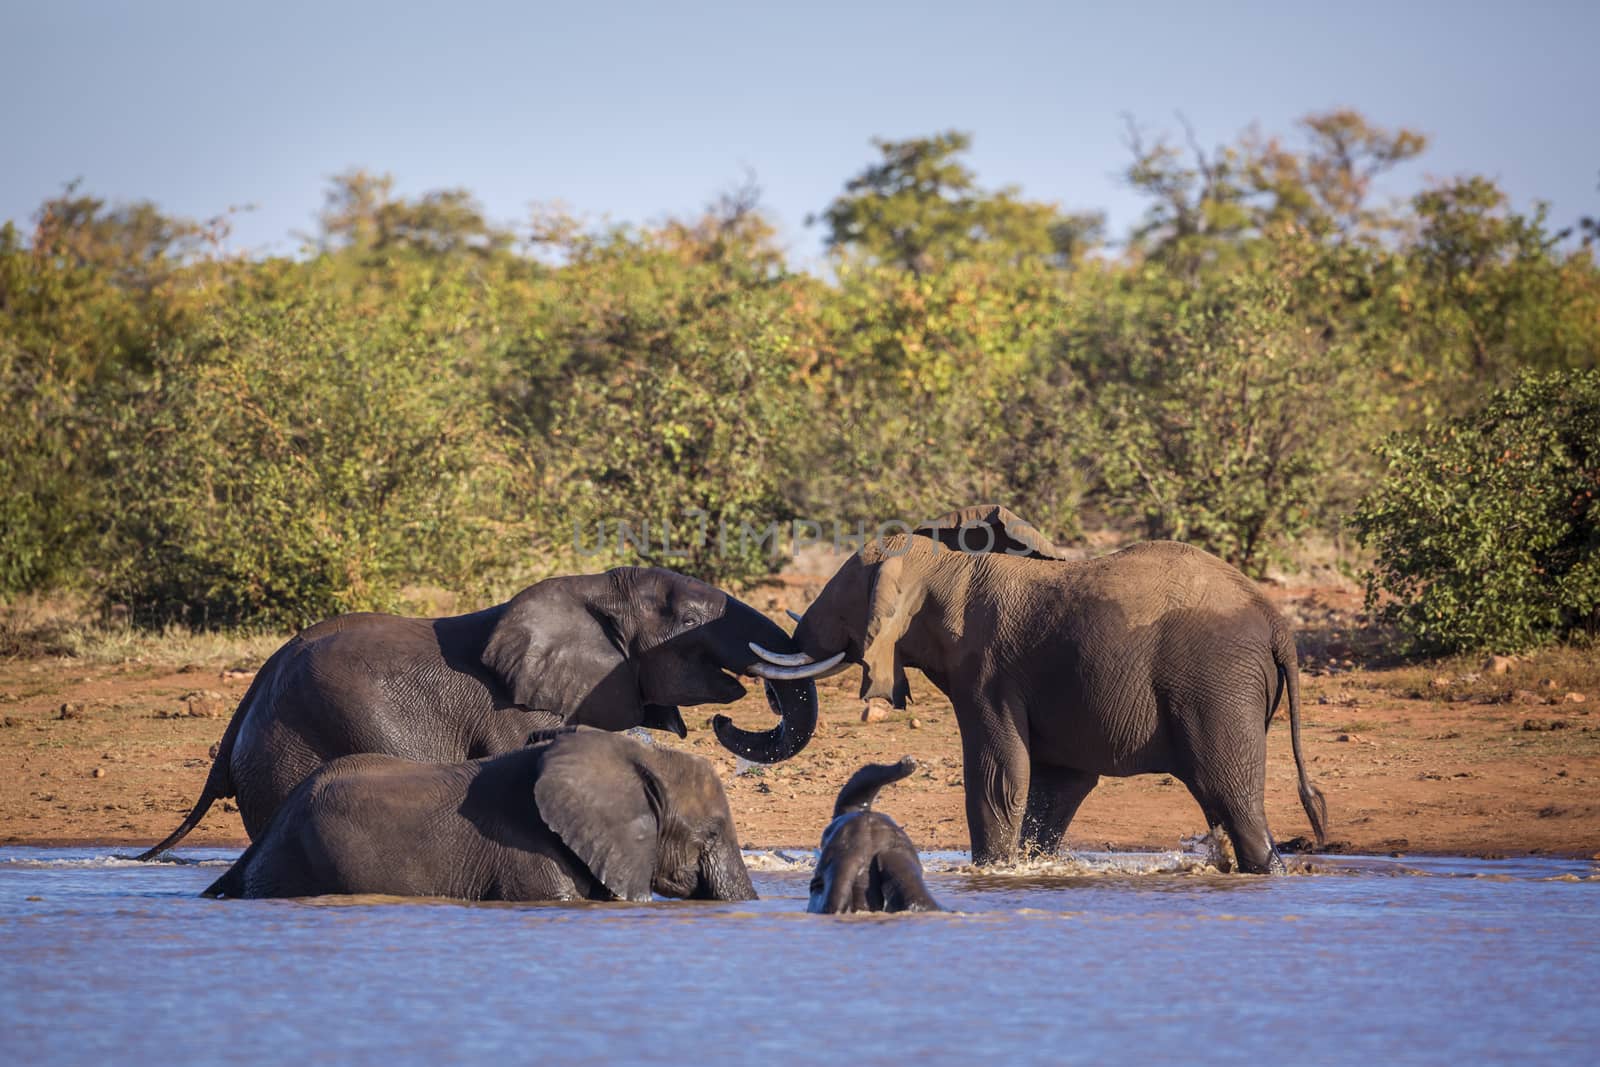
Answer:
774 505 1326 873
809 757 941 914
140 567 840 859
202 727 757 902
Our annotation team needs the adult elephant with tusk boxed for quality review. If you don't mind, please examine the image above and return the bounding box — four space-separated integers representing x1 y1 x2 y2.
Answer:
786 504 1327 873
139 567 835 860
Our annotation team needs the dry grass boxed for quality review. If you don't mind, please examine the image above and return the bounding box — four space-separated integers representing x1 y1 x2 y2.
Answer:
1377 642 1600 707
0 595 283 670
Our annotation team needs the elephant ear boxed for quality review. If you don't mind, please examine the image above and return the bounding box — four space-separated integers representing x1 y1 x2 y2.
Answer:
483 575 637 717
533 729 660 902
859 553 924 708
913 504 1069 560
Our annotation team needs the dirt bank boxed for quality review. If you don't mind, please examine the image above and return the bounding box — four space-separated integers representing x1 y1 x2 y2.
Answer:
2 581 1596 859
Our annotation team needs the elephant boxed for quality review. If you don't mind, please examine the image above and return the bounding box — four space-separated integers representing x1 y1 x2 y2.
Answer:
809 757 941 914
140 566 841 860
201 727 757 902
772 504 1327 873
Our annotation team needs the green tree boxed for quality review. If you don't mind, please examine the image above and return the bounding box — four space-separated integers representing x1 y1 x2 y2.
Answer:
314 170 513 260
814 131 1100 273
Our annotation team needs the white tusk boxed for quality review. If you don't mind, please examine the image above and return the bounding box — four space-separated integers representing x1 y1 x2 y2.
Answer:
749 641 815 666
786 609 804 624
744 651 848 681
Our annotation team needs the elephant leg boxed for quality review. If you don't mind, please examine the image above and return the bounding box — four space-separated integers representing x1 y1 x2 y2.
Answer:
959 705 1030 867
1020 766 1099 857
1184 779 1281 875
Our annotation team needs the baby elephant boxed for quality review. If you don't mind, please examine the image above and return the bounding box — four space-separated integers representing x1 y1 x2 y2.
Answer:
203 727 756 903
808 757 941 914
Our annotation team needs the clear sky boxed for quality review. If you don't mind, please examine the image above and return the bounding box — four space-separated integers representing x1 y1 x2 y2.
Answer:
4 1 1595 264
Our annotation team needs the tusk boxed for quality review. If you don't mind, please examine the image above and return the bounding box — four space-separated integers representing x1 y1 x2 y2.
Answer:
744 651 848 681
786 609 804 624
749 641 815 666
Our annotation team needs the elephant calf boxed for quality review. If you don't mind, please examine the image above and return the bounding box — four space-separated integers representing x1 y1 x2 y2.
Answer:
203 728 756 903
809 758 941 914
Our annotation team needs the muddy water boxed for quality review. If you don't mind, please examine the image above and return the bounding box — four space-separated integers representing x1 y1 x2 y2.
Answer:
2 847 1596 1065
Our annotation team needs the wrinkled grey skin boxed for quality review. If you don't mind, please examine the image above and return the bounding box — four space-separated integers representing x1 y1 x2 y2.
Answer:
809 757 941 914
202 727 756 902
140 567 817 860
792 505 1326 873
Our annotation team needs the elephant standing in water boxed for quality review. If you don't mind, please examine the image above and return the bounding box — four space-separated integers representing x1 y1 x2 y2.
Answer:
809 757 941 914
204 728 757 902
766 505 1325 873
140 567 841 859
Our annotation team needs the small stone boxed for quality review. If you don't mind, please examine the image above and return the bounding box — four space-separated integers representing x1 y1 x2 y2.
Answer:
861 699 891 723
908 717 922 730
1336 733 1362 743
57 703 84 721
1484 655 1516 675
91 767 106 779
1564 692 1586 704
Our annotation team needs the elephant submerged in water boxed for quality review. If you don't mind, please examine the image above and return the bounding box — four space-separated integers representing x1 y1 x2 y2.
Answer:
809 757 941 914
140 567 840 859
203 727 757 902
770 505 1326 873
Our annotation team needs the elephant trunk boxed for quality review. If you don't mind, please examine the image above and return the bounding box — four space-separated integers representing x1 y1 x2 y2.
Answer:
699 840 757 901
712 679 818 764
707 598 820 764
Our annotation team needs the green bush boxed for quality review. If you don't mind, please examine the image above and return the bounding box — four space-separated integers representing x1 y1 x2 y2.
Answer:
541 280 810 586
1352 369 1600 652
101 262 533 628
1075 263 1378 574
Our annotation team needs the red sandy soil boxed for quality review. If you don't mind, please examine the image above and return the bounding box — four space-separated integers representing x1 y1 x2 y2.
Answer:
2 581 1597 859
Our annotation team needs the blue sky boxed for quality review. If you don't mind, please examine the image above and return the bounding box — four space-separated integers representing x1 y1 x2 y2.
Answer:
4 1 1595 265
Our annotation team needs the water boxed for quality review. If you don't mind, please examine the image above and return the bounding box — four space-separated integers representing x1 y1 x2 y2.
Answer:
2 847 1597 1065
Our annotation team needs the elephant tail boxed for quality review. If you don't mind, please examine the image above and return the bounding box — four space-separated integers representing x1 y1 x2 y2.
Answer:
833 757 918 817
135 656 269 861
1273 623 1327 847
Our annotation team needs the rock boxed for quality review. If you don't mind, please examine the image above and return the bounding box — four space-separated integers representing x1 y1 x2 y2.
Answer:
861 699 892 723
1564 692 1586 704
181 690 227 718
0 716 18 729
1336 732 1362 743
908 717 922 729
56 703 84 721
91 767 106 779
1484 655 1517 675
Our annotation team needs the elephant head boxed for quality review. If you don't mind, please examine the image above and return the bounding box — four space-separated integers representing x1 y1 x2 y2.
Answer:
787 505 1067 709
482 566 838 761
533 728 756 902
